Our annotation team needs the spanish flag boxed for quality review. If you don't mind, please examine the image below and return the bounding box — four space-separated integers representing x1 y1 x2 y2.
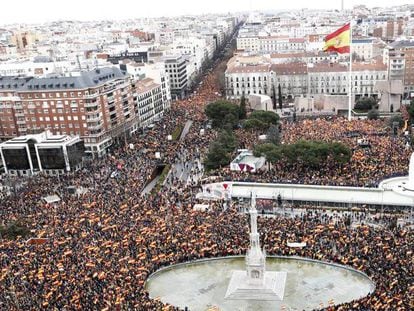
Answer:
323 23 350 54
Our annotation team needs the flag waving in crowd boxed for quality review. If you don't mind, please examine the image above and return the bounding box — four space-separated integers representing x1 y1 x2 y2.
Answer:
323 23 351 54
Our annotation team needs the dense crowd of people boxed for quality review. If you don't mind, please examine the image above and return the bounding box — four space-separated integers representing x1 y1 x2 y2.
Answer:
0 59 413 311
223 117 412 187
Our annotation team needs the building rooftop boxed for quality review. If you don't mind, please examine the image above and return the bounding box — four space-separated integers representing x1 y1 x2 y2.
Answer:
0 131 79 146
390 40 414 49
0 67 127 91
136 77 159 93
270 51 339 59
271 62 308 75
352 39 374 44
226 64 271 74
307 62 387 73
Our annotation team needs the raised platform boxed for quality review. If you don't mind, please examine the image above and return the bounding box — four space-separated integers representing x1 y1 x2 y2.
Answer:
225 270 287 301
199 181 414 207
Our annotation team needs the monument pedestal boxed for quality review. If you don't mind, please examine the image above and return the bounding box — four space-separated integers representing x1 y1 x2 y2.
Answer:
225 193 287 301
225 270 287 301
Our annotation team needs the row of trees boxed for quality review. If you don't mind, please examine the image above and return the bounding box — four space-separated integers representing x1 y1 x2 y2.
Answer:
204 99 281 170
254 140 352 169
204 99 352 171
243 110 280 130
204 100 243 170
205 99 280 130
205 100 243 129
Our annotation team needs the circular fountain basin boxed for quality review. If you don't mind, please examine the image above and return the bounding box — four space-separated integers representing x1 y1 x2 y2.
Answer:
145 256 375 311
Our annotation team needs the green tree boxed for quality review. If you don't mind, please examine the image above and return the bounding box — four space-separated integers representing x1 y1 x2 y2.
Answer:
354 97 377 111
243 110 280 130
272 85 277 110
254 140 351 169
224 113 239 130
408 100 414 123
266 124 281 145
217 130 238 153
243 118 267 130
389 115 403 128
204 130 238 170
239 95 247 119
367 108 379 120
204 141 232 170
205 101 240 129
254 143 282 163
250 110 280 126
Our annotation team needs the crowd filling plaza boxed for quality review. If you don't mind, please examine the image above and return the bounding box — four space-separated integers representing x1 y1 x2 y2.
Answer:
0 62 413 310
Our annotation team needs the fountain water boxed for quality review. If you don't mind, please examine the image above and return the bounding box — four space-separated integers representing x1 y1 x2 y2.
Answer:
225 193 287 300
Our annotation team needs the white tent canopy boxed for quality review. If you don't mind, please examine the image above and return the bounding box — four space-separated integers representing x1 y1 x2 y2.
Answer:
43 195 61 204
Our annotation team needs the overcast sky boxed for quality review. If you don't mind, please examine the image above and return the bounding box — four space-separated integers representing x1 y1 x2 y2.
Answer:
0 0 410 25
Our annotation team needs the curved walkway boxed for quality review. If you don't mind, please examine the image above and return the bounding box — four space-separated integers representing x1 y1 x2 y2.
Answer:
198 180 414 207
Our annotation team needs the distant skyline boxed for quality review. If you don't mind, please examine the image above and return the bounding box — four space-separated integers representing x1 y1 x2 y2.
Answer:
0 0 411 25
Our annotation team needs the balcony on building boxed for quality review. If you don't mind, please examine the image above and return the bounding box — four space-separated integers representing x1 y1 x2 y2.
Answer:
84 92 98 99
86 113 102 123
85 100 99 108
88 123 103 131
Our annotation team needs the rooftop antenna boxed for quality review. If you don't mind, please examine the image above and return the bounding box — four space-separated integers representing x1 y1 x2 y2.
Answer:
341 0 344 11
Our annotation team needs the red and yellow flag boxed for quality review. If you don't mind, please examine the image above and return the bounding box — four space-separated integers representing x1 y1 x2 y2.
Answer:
323 23 350 54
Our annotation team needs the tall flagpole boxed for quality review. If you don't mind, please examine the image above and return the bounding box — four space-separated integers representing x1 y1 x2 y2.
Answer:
348 20 353 121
